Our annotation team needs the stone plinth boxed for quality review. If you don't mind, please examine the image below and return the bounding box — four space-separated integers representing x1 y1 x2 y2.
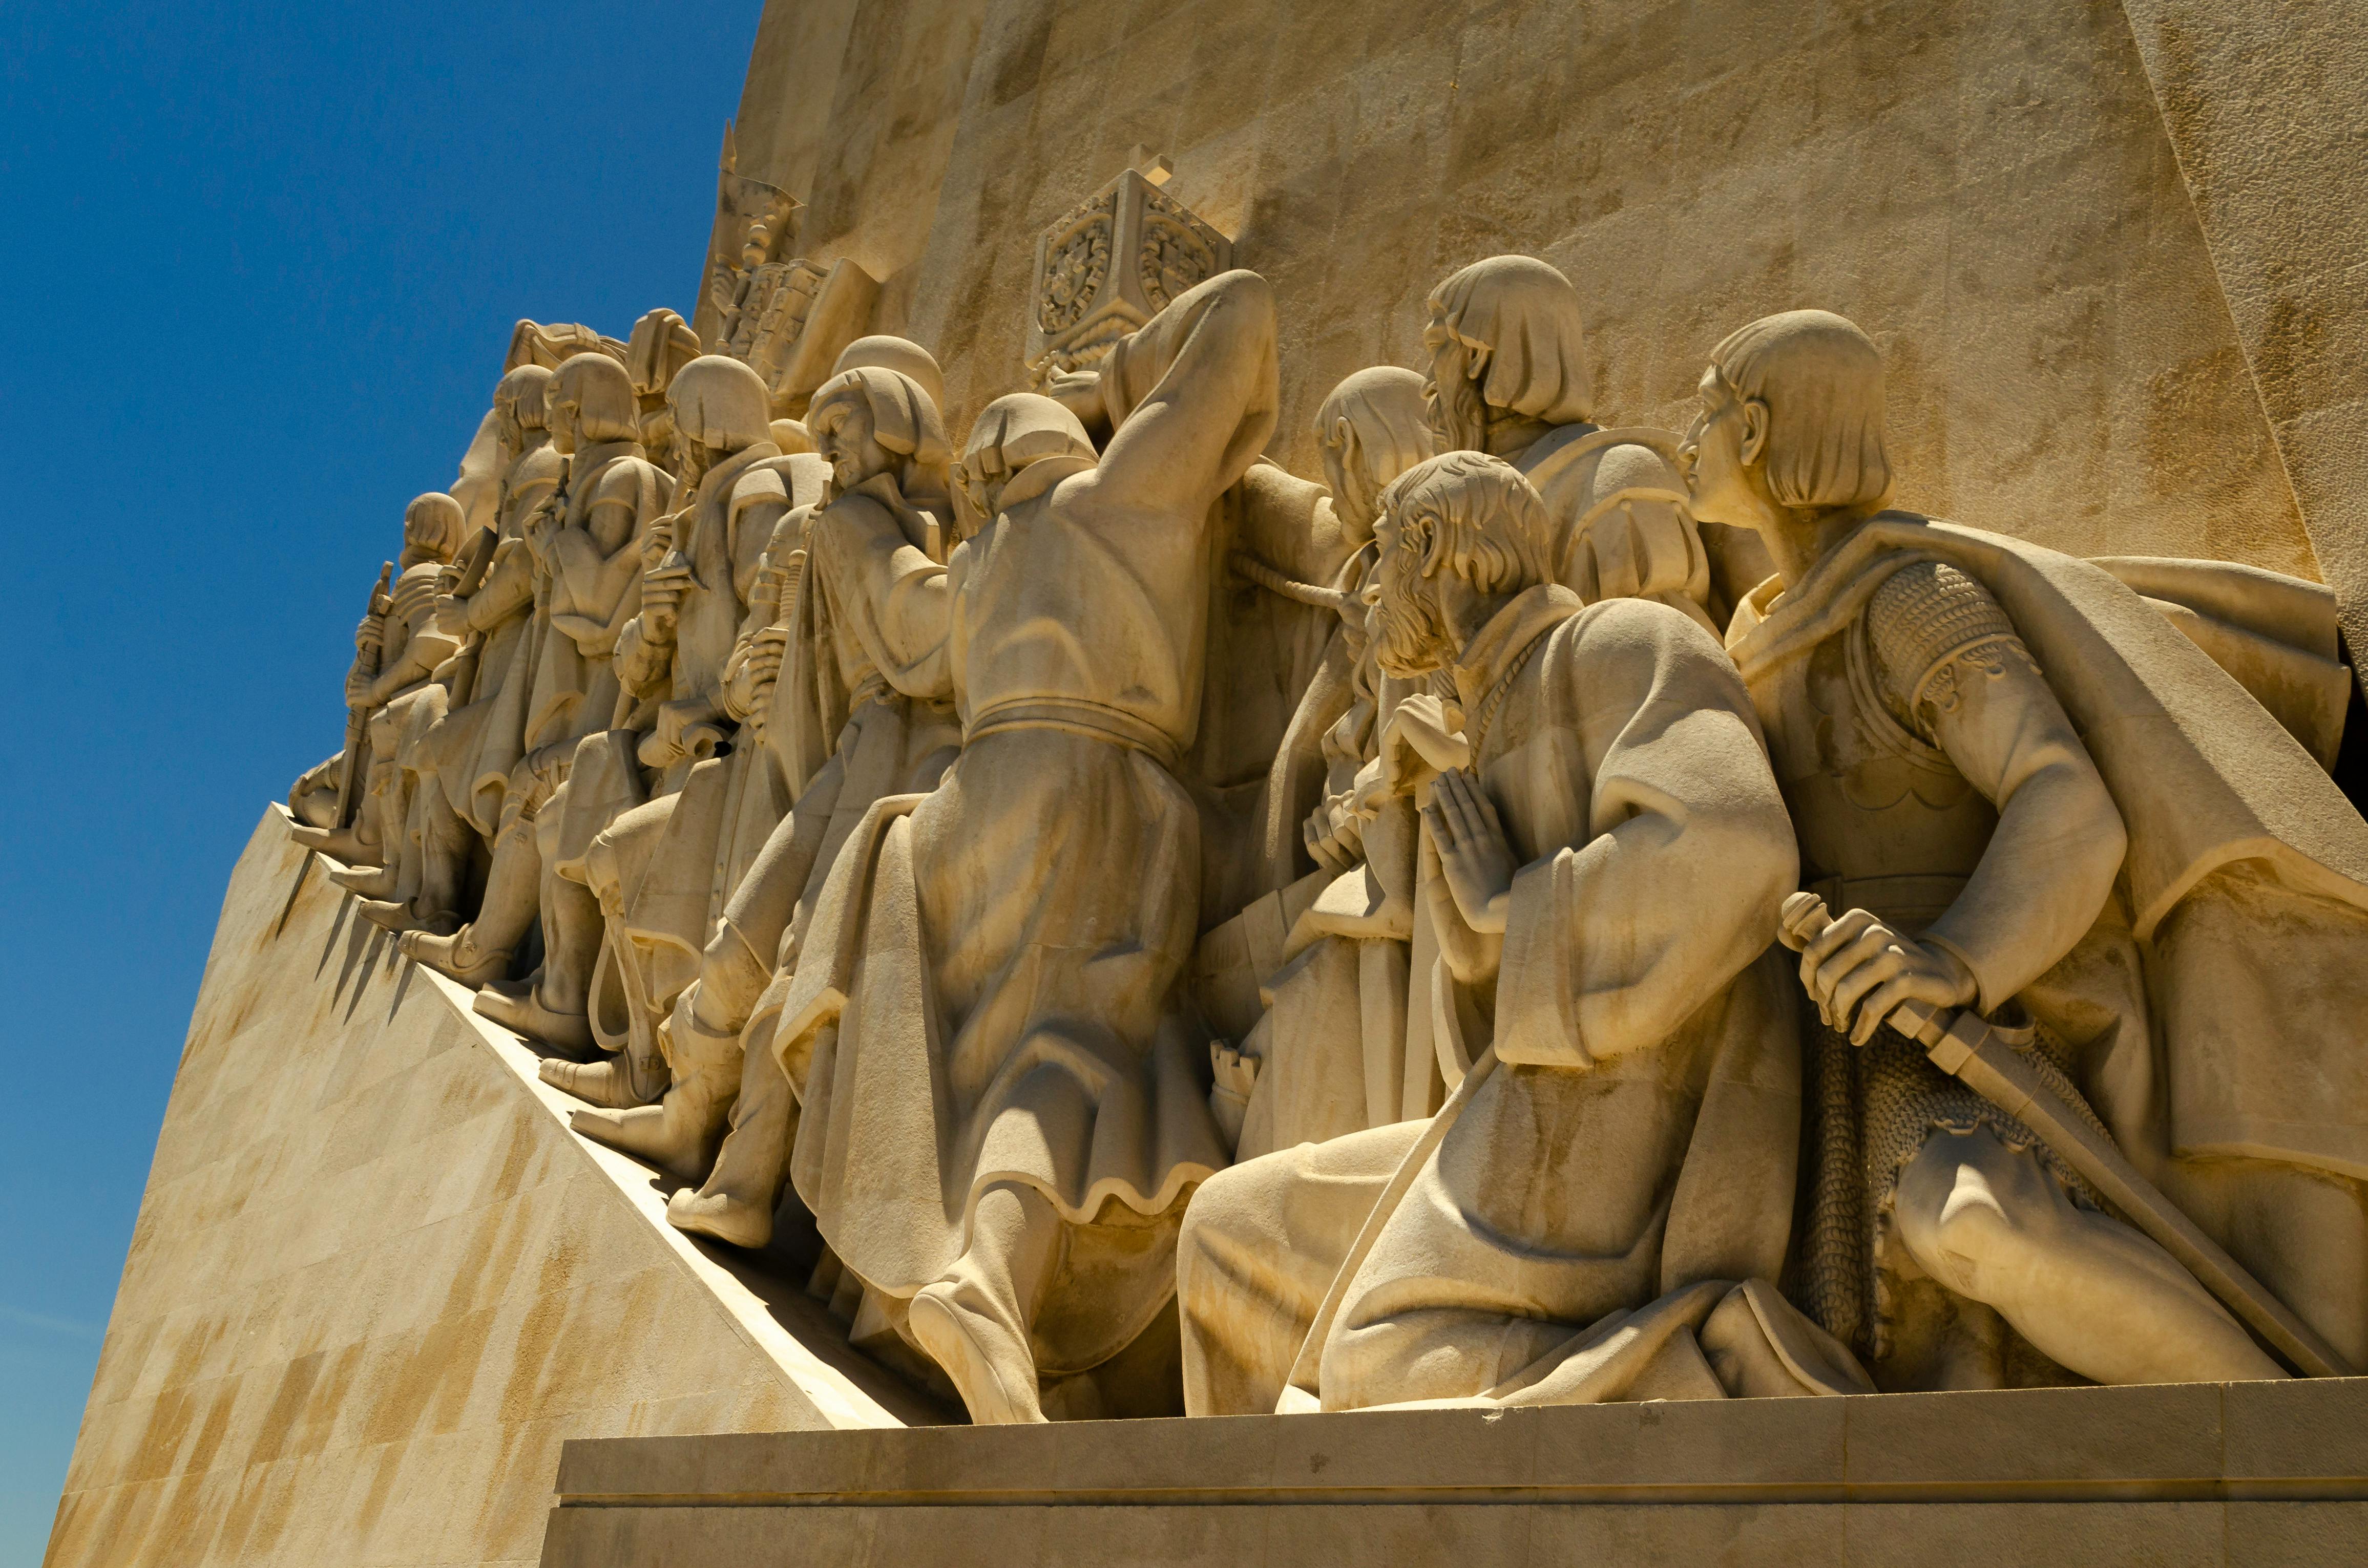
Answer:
43 809 939 1568
540 1378 2368 1566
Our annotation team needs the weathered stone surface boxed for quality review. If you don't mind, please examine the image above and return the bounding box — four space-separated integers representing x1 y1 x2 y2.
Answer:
43 810 934 1568
539 1378 2368 1566
750 0 2323 577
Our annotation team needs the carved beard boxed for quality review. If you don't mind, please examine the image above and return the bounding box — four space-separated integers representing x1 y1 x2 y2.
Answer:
1426 349 1492 454
1372 537 1452 677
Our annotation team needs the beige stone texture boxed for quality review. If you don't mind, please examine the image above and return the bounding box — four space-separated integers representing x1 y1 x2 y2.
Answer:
540 1378 2368 1565
44 809 935 1568
734 0 2324 578
2114 0 2368 639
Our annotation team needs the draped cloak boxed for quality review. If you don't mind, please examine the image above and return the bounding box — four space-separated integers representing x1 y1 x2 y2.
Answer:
1728 513 2368 1367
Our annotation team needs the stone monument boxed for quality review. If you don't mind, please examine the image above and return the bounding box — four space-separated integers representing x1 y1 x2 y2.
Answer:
47 1 2368 1564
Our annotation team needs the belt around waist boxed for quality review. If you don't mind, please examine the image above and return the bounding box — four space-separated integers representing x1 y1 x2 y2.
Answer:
966 697 1182 771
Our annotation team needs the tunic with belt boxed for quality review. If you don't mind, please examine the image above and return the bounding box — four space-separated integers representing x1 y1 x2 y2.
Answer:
774 270 1276 1374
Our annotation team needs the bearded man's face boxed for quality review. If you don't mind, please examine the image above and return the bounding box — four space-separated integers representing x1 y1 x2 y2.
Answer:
1371 505 1452 677
1421 320 1491 454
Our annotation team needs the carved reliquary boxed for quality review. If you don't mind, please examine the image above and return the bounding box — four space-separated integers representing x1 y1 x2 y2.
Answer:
1026 168 1232 387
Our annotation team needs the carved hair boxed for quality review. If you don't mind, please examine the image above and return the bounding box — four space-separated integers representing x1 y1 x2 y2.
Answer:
403 491 465 559
552 352 641 447
493 364 554 432
1315 366 1438 531
809 366 952 469
667 355 773 452
831 335 947 415
1426 256 1594 427
1378 450 1552 597
1707 310 1893 512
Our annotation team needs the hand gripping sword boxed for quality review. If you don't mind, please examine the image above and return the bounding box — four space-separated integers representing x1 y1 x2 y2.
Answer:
1779 891 2352 1378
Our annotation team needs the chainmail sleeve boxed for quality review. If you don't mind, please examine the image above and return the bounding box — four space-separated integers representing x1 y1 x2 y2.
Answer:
1864 561 2034 745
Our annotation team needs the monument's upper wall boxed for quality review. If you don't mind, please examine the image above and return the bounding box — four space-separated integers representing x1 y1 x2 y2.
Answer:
718 0 2343 578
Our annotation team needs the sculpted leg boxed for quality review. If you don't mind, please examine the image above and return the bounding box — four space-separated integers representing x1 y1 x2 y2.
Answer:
1893 1126 2282 1385
570 991 740 1181
907 1181 1062 1425
403 803 539 987
475 798 600 1055
667 931 793 1247
1178 1121 1422 1416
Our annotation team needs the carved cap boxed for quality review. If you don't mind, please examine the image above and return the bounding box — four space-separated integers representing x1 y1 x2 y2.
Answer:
667 355 773 452
1427 256 1594 426
830 335 947 415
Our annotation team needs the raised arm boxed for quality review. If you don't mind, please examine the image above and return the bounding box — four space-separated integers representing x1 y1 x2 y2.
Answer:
1094 269 1280 521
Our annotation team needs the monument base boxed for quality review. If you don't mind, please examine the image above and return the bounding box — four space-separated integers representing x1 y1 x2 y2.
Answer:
541 1378 2368 1566
44 810 939 1568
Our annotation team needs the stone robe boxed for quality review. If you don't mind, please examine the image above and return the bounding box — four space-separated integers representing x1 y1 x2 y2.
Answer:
1182 588 1859 1415
578 448 825 1031
772 270 1275 1375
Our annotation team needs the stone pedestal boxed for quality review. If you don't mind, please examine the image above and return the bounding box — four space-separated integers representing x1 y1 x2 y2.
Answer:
541 1379 2368 1566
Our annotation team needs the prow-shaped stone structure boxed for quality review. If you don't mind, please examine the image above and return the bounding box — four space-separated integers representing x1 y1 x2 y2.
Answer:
44 807 948 1568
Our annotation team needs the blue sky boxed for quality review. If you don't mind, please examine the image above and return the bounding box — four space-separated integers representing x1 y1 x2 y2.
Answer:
0 3 762 1558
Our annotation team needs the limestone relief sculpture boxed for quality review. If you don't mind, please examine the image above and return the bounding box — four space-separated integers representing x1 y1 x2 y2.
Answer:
290 250 2368 1431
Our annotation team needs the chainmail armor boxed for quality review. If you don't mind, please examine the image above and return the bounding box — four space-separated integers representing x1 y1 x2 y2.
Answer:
1865 561 2030 743
1797 1005 2115 1360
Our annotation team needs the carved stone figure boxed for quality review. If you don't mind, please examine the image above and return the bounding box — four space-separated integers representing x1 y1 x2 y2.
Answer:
1692 310 2355 1386
513 356 801 1089
289 494 463 870
1177 451 1868 1415
658 346 969 1246
420 353 673 1045
1420 256 1753 632
626 307 704 475
1220 367 1442 1158
765 271 1275 1423
564 355 952 1180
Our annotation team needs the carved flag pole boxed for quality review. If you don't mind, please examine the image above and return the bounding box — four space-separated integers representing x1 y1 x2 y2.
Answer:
1779 891 2354 1379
